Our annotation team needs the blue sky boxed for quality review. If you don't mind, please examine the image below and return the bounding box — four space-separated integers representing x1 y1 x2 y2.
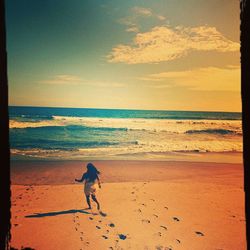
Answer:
6 0 241 111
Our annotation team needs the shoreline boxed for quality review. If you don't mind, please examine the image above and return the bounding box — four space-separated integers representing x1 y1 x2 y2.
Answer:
11 158 243 186
11 151 243 163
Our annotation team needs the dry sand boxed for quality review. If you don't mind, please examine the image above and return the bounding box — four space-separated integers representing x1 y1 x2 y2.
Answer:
10 160 246 250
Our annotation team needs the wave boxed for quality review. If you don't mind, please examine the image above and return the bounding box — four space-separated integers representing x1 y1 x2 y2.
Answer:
11 125 128 132
10 114 54 122
10 136 139 150
9 116 242 135
185 129 241 135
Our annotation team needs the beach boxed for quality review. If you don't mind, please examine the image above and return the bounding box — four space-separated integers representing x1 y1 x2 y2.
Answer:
7 1 243 248
10 159 246 250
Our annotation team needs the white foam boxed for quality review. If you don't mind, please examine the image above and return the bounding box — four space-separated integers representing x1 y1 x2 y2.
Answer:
10 115 242 135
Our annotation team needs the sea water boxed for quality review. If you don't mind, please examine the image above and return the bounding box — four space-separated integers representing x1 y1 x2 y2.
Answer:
9 106 242 160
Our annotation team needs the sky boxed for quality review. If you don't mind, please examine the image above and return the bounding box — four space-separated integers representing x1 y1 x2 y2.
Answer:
6 0 241 112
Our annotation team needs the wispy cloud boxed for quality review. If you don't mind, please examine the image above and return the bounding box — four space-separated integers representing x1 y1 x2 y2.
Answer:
108 25 239 64
40 75 125 88
139 66 240 92
156 15 166 21
88 81 125 88
132 6 153 17
41 75 82 85
118 6 166 33
132 6 166 20
118 16 139 33
126 25 140 33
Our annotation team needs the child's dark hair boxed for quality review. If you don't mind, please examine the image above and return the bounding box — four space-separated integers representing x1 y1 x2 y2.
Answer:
85 163 100 182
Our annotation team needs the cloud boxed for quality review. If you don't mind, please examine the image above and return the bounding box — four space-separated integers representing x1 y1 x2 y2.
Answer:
132 7 153 17
118 17 139 33
88 81 125 88
40 75 125 88
107 25 239 64
126 25 140 33
156 15 166 21
139 66 240 92
41 75 82 85
118 6 166 33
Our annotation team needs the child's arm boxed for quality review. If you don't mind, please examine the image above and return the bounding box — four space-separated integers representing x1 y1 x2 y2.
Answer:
97 176 101 188
75 173 85 182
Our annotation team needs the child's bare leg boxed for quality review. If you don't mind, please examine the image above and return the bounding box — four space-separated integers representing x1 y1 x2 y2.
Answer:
91 194 100 210
86 195 91 209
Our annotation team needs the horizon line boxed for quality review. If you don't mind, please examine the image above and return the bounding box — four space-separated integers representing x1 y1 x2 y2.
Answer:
8 104 242 114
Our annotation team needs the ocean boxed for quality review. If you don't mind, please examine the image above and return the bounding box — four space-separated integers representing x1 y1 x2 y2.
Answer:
9 106 242 161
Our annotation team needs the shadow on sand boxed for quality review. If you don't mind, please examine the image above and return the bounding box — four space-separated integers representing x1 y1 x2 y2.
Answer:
25 209 91 218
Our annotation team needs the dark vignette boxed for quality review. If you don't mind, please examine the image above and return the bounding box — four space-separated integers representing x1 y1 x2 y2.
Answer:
0 0 11 249
0 0 249 249
241 0 250 248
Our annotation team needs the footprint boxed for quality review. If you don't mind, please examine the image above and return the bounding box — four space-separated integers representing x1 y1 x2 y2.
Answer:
141 203 146 207
155 245 162 250
89 217 94 220
153 214 158 218
164 206 168 210
166 247 173 250
108 223 115 228
118 234 127 240
156 245 170 250
102 235 108 239
142 219 150 224
173 217 180 222
158 232 162 237
150 199 155 202
80 237 83 241
160 225 167 230
96 226 101 229
99 211 107 217
195 231 204 236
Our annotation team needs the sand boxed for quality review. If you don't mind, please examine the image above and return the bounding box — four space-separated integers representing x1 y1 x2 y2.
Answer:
10 160 246 250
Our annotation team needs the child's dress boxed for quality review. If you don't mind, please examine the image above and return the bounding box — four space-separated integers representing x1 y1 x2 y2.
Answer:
84 178 98 196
